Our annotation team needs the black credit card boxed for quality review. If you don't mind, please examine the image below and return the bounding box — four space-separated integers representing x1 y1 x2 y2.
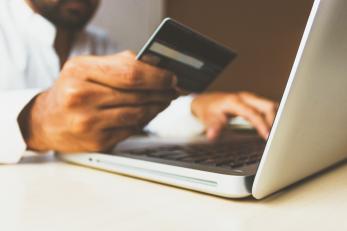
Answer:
136 18 237 92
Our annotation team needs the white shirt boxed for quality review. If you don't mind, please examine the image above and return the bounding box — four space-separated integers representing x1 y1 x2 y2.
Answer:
0 0 204 164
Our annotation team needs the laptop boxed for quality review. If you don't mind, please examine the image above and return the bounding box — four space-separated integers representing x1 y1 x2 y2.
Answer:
59 0 347 199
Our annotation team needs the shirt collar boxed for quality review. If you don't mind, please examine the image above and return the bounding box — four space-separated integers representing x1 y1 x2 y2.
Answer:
11 0 57 46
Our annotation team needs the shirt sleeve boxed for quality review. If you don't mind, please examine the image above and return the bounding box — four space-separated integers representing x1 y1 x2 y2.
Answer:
0 89 41 164
145 95 205 138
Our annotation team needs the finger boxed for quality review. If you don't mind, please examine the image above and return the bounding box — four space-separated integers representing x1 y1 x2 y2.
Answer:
97 104 169 129
202 114 229 141
223 99 270 139
103 127 139 152
239 92 278 127
83 81 178 108
84 127 138 153
68 52 177 90
127 58 177 90
206 120 226 141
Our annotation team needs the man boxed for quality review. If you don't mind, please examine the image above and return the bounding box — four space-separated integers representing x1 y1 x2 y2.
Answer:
0 0 277 163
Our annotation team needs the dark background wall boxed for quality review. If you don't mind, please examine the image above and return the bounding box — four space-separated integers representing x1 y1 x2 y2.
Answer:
166 0 314 100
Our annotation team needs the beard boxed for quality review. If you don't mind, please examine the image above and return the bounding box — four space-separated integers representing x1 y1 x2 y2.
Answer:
31 0 99 30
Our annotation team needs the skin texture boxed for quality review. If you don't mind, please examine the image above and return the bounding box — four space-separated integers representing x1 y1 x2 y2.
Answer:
22 51 177 153
191 92 278 140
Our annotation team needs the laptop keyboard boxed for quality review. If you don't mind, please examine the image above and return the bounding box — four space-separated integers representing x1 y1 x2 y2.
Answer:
119 138 265 170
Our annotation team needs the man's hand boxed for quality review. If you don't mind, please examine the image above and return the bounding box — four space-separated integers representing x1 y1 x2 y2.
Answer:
20 51 177 153
191 92 278 140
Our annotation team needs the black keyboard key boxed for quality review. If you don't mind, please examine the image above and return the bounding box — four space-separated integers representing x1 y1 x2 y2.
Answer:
162 151 189 160
146 151 173 158
180 156 206 163
120 138 265 170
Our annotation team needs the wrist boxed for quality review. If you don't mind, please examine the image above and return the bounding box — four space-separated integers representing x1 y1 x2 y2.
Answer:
18 92 50 152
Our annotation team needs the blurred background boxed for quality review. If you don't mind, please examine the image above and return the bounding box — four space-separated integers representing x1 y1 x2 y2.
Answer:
92 0 314 101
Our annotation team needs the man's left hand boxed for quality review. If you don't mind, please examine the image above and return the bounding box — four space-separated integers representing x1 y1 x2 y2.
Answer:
191 92 278 140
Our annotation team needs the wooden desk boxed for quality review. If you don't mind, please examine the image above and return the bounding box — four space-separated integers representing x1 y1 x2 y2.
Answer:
1 154 346 231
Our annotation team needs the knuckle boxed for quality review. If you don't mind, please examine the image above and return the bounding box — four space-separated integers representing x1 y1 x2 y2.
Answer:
123 67 143 87
63 57 80 70
228 94 241 103
61 56 90 80
72 114 96 134
63 85 85 108
62 57 84 73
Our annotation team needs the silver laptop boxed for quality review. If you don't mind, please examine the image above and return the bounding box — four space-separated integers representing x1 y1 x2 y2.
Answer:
59 0 347 199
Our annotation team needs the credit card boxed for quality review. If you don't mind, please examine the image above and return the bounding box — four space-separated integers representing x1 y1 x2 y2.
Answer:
136 18 237 92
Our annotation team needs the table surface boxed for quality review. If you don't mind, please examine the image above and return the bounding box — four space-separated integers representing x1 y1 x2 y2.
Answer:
1 153 346 231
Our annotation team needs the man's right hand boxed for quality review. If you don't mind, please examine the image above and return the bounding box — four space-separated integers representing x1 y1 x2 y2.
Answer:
20 51 177 153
